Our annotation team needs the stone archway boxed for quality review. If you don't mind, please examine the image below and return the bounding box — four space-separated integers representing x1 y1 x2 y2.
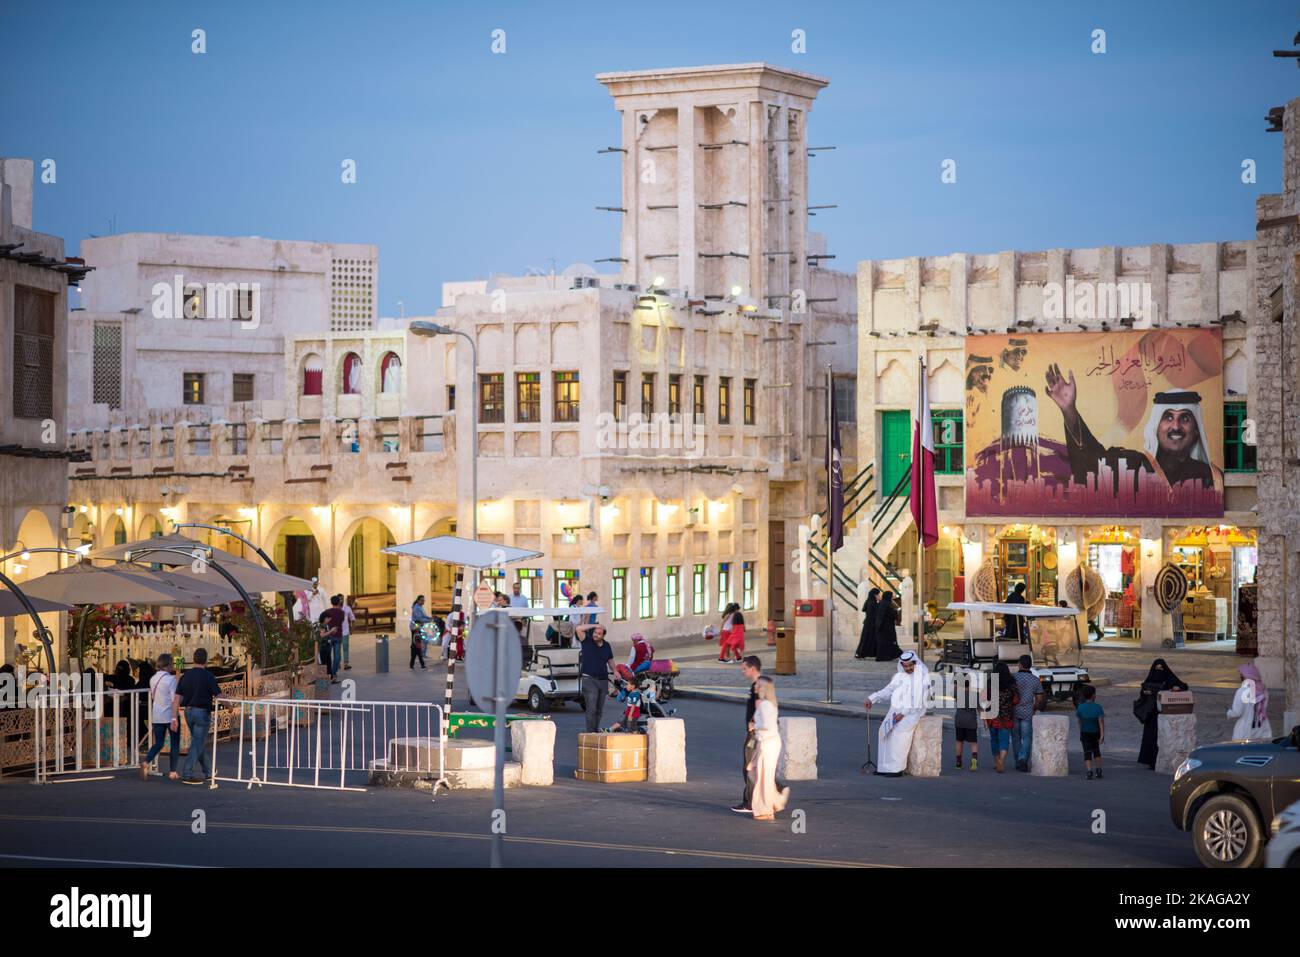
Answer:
340 516 398 599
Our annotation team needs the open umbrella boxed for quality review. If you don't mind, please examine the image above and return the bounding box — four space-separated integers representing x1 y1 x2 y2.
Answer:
383 534 542 568
91 533 314 593
0 590 72 616
21 562 230 608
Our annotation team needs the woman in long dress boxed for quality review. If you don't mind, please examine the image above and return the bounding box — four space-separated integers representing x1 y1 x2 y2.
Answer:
747 676 790 820
874 591 902 661
855 588 881 659
1226 663 1272 741
1136 658 1187 769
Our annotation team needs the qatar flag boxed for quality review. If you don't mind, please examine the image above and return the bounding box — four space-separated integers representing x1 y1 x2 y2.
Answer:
910 357 939 549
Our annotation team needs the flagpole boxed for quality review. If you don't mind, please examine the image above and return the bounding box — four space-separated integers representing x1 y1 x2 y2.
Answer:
825 363 837 703
916 355 925 666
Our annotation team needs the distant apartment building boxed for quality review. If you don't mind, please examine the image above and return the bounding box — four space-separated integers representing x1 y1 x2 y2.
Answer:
68 233 377 428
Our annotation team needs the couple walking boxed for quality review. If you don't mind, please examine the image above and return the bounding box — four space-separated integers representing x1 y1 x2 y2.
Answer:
731 656 790 821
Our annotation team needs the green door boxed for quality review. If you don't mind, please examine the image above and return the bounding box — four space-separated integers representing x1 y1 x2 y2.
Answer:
881 410 912 495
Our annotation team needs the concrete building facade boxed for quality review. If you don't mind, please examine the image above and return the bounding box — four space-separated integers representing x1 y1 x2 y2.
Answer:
0 158 83 666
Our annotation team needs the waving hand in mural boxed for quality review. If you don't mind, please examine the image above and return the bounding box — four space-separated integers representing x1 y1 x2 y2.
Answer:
1045 364 1080 436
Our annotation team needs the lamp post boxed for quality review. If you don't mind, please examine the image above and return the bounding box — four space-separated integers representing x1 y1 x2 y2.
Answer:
410 320 479 545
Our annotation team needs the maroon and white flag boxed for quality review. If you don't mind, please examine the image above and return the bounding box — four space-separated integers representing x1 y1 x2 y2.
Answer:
910 357 939 549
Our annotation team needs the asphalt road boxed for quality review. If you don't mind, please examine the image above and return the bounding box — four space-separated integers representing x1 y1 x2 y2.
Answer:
0 696 1197 868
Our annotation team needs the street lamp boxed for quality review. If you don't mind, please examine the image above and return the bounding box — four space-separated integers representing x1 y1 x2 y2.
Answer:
410 320 479 545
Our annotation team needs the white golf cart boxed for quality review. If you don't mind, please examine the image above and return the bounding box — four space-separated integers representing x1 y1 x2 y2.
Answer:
503 605 606 712
938 601 1092 705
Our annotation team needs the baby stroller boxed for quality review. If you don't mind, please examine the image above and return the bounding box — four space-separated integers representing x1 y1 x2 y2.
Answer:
605 664 675 733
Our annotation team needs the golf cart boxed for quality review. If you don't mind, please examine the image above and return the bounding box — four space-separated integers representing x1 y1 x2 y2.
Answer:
938 601 1092 705
505 605 606 712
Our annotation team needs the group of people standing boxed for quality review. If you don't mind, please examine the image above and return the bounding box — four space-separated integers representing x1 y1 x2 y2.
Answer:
854 587 902 661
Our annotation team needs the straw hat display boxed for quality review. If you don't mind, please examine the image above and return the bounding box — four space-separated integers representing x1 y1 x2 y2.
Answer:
1062 564 1106 618
969 559 1001 603
1154 562 1190 612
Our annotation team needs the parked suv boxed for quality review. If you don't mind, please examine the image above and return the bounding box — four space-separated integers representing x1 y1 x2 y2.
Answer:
1169 725 1300 867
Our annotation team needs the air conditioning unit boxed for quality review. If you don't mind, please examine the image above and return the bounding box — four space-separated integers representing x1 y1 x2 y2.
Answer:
613 282 639 293
571 276 600 290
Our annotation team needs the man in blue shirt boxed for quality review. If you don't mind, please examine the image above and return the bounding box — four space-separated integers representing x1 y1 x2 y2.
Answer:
577 624 615 733
1011 654 1044 771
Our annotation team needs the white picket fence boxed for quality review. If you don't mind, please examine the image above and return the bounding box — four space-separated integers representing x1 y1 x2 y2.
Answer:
87 622 238 667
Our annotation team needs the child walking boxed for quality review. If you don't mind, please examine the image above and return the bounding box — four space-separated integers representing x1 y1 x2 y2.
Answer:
953 671 979 771
1075 683 1105 779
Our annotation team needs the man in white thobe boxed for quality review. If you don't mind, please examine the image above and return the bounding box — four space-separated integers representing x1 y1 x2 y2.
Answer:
863 651 931 776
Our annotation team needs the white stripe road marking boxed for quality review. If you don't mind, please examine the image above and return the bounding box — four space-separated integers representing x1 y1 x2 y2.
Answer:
0 852 211 868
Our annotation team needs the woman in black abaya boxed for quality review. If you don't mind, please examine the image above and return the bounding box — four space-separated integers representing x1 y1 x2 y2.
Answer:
1136 658 1188 769
855 588 881 659
873 591 902 661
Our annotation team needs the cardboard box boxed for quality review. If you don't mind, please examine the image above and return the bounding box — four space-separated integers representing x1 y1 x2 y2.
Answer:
574 767 648 783
577 732 647 779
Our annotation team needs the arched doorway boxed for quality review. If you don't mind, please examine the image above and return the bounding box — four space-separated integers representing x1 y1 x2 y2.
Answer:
105 514 127 546
347 518 397 598
273 518 321 582
9 509 61 667
424 517 457 614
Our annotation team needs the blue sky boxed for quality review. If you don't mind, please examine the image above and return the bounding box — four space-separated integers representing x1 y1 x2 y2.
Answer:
2 0 1296 316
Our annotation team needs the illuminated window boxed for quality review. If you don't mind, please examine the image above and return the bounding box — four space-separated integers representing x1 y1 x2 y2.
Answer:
665 565 681 617
610 568 627 621
668 374 682 416
638 567 655 619
742 561 756 610
717 562 732 612
479 374 505 424
554 569 580 606
554 371 580 422
692 563 707 615
516 372 541 423
743 378 756 425
693 375 706 424
182 372 205 405
718 377 732 425
641 373 656 418
517 568 543 609
613 371 627 421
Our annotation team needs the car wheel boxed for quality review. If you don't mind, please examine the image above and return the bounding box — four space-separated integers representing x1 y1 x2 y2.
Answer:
527 687 548 713
1191 794 1263 868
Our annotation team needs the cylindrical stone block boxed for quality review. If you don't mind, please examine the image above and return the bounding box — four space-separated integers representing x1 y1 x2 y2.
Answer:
777 715 819 780
1156 713 1197 775
647 717 687 784
1030 714 1069 776
904 714 943 777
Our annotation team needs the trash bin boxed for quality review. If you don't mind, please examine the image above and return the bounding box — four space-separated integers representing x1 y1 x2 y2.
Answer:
375 635 389 674
774 626 796 676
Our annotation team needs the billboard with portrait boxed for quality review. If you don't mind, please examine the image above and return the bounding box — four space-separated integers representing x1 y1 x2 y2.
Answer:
965 329 1224 518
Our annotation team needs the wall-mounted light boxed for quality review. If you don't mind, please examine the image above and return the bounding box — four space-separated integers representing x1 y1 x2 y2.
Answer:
730 285 743 297
79 505 88 514
114 507 123 516
239 506 257 517
658 502 679 516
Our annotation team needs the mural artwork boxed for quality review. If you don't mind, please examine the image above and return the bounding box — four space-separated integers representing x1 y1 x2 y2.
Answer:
966 329 1224 518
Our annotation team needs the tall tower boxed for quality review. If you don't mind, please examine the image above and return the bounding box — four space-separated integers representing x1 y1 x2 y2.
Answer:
597 63 829 308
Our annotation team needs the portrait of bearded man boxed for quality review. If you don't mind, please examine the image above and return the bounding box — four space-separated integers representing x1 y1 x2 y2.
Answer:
1044 363 1218 490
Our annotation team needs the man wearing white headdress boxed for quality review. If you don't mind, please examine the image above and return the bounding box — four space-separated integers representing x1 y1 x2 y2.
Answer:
1045 367 1219 491
863 651 931 776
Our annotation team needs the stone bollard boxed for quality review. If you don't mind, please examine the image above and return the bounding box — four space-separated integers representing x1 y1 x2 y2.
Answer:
777 716 818 780
1156 714 1197 775
647 718 687 783
510 719 556 786
1030 714 1069 776
905 714 944 777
